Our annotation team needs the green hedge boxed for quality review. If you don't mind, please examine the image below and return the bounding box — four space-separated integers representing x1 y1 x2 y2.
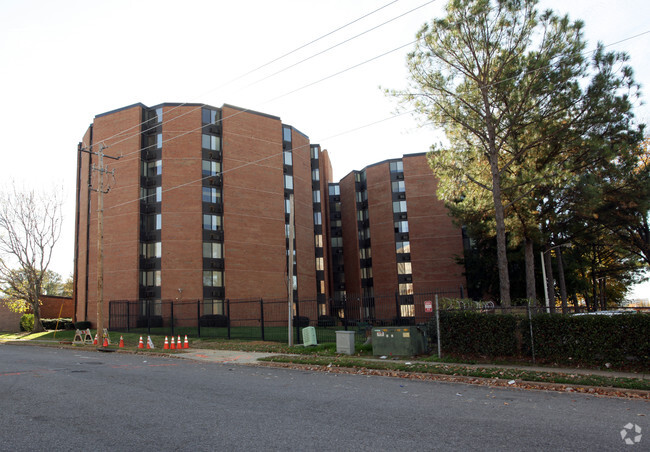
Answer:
426 311 519 357
41 318 75 330
521 314 650 366
427 311 650 368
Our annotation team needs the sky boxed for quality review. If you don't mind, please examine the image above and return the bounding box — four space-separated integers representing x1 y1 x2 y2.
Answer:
1 0 649 299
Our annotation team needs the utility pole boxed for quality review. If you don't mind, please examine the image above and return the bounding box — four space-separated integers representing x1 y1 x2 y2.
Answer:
287 194 294 347
81 143 120 345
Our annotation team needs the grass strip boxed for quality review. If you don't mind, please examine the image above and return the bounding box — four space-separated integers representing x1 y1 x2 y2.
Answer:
259 355 650 391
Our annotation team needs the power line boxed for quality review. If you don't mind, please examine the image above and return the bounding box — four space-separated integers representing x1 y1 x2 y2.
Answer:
95 0 407 149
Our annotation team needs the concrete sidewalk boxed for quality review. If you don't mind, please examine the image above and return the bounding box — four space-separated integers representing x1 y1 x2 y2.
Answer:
175 348 650 382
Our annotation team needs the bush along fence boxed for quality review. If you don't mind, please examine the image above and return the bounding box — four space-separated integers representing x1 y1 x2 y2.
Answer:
426 305 650 369
108 288 463 345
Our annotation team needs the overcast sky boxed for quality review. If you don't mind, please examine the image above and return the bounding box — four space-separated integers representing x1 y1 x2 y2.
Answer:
1 0 649 298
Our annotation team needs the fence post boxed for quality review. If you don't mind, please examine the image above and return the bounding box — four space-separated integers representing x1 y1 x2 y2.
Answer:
197 299 201 338
226 299 231 339
527 301 536 364
343 297 348 331
127 301 130 333
435 294 441 359
170 300 175 337
260 298 265 341
295 296 300 344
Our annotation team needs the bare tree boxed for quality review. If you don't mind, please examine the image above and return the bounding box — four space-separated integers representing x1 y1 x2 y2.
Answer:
0 184 63 332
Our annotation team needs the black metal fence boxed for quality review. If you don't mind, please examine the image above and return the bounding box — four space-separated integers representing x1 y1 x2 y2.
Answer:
108 288 464 344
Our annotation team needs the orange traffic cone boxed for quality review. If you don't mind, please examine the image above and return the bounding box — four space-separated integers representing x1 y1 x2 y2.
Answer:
170 336 176 350
163 336 169 350
177 336 182 349
102 335 109 347
138 336 144 349
119 336 125 348
183 335 189 349
93 333 98 345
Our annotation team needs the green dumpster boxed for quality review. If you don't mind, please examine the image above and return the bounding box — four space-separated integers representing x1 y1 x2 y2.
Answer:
371 326 427 356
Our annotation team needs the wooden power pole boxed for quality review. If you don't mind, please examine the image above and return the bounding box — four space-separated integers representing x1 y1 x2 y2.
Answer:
81 143 119 345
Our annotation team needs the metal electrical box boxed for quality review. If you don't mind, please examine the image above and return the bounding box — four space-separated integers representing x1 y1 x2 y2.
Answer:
372 326 427 356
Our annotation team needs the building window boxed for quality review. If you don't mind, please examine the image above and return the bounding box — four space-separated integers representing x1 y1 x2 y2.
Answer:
328 185 340 196
141 187 161 203
392 200 408 213
203 214 222 231
398 283 413 295
283 126 292 143
142 214 161 231
315 257 324 271
284 175 293 190
156 107 163 123
311 168 320 181
394 221 409 233
141 270 161 287
314 212 322 225
285 198 292 214
203 242 222 259
331 237 343 247
390 161 404 173
310 146 319 159
142 160 162 177
202 160 221 176
203 270 224 287
361 267 373 279
355 171 366 182
202 134 221 151
202 108 219 124
400 304 415 317
358 228 370 240
396 241 410 253
359 247 371 259
312 190 320 203
319 280 325 294
397 262 412 275
283 150 293 166
203 299 224 315
141 242 161 259
391 181 405 193
331 219 342 227
315 234 323 247
202 187 221 203
156 133 163 149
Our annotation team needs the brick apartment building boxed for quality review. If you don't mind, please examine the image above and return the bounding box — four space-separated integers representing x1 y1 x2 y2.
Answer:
74 102 465 327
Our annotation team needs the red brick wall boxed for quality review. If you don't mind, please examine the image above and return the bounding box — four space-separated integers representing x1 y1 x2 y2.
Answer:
39 296 74 318
366 163 398 296
403 154 466 291
222 106 287 299
292 130 317 300
340 172 361 296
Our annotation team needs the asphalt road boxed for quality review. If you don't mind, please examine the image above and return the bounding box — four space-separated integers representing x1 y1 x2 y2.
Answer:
0 344 647 451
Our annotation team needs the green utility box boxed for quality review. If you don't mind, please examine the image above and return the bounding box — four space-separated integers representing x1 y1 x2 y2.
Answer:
302 326 318 346
372 326 427 356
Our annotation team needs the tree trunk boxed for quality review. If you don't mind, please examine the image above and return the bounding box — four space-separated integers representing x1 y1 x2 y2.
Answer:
524 237 536 304
544 248 555 313
31 296 44 333
488 153 511 306
556 248 568 314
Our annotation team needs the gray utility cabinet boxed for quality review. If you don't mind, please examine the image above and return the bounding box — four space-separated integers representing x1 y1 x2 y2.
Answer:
371 326 427 356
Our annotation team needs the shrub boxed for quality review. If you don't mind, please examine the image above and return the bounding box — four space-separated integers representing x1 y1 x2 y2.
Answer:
199 314 228 327
20 314 34 332
136 316 163 328
317 315 337 327
293 316 310 328
41 318 74 330
75 321 92 330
